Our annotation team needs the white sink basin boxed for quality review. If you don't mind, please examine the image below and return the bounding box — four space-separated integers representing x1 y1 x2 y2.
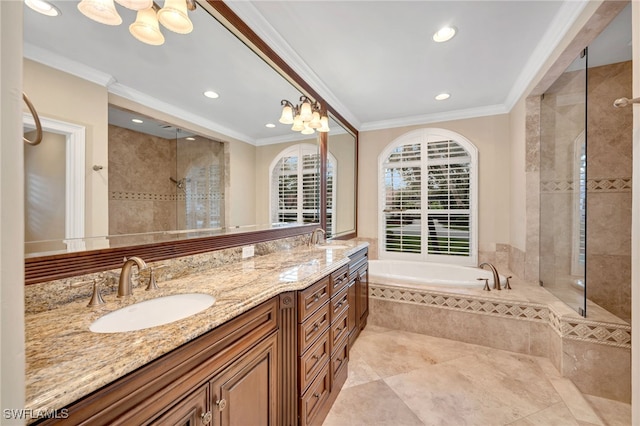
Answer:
90 293 215 333
315 244 349 250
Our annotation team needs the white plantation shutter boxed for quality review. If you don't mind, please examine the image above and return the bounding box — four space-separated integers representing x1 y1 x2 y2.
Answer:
270 144 336 231
379 129 477 265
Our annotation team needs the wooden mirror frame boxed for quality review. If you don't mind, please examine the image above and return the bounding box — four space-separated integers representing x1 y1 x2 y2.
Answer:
25 0 358 285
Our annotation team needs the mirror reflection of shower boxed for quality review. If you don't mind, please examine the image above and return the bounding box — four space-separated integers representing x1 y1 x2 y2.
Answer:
107 105 226 235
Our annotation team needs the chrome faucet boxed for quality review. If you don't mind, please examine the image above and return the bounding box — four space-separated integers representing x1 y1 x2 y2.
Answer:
118 256 148 297
479 262 501 291
308 228 326 246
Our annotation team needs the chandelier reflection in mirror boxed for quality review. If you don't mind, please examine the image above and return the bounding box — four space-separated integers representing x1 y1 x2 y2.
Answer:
279 96 330 135
76 0 196 46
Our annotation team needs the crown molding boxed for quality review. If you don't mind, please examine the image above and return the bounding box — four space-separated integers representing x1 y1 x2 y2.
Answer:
24 43 257 145
224 1 362 130
503 0 589 111
24 43 116 87
360 103 508 132
107 83 255 145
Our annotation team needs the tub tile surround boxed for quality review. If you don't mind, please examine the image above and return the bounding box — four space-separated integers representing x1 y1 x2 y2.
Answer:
24 237 369 414
369 272 630 402
323 327 629 426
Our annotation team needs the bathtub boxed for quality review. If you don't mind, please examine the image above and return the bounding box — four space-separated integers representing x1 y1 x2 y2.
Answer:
368 259 505 289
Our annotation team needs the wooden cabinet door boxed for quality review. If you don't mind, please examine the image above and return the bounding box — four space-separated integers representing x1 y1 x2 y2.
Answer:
149 383 210 426
210 333 279 426
347 277 358 346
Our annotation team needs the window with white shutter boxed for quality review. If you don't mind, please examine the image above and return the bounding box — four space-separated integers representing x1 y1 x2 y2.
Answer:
270 144 337 236
378 129 478 265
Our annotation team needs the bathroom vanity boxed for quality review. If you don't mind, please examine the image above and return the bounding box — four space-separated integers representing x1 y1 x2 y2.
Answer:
30 244 368 426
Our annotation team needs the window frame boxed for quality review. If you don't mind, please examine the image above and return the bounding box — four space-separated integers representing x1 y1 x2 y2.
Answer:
377 128 478 266
269 143 337 236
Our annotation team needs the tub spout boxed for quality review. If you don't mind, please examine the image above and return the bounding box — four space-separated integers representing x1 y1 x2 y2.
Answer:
478 262 501 290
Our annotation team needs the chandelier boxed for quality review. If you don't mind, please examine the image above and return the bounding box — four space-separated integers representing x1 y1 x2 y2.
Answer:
77 0 196 46
279 96 330 135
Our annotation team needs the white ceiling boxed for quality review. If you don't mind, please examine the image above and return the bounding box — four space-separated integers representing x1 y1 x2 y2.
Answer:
23 1 632 144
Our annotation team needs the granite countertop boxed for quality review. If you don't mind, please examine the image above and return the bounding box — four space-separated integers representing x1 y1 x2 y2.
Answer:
24 241 368 414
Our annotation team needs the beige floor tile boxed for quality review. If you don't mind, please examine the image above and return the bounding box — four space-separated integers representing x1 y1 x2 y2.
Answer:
507 402 582 425
546 376 604 425
343 346 381 389
322 380 423 426
584 395 631 426
352 329 481 378
384 351 561 426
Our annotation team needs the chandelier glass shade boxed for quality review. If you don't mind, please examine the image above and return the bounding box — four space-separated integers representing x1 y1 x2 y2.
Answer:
279 96 330 134
77 0 194 45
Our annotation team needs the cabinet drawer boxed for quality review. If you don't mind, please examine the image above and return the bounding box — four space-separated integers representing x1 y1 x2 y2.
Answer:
298 301 330 354
299 330 330 394
330 308 349 355
330 285 349 322
298 276 331 322
300 361 331 426
330 265 349 296
331 335 349 382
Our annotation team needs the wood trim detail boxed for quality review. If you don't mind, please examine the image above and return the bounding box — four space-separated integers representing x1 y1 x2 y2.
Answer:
25 224 317 285
279 292 298 426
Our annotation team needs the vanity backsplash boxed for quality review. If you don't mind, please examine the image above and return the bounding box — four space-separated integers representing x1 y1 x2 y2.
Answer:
25 235 309 314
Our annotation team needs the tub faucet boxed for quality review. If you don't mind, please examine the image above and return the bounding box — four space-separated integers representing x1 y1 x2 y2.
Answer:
479 262 501 291
308 228 326 246
118 256 148 297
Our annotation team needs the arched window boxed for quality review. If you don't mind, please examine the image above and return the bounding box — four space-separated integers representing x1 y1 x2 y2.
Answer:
378 128 478 265
270 144 337 236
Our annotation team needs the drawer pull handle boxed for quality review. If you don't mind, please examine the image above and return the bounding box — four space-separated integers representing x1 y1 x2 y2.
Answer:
201 411 213 424
313 393 321 398
313 324 319 332
312 354 320 360
336 326 342 333
336 357 343 363
313 294 320 302
336 302 343 308
216 398 227 411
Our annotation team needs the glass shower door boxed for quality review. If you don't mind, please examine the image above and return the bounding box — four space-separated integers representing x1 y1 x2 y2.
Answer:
539 49 587 316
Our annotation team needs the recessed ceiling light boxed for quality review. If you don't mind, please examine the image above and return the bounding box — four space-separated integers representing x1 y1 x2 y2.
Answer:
186 137 196 141
265 123 276 128
435 93 451 101
25 0 60 17
433 26 456 43
203 91 219 99
131 118 144 124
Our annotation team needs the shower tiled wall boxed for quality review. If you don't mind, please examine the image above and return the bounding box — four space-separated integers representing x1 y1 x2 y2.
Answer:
585 61 632 322
109 125 177 234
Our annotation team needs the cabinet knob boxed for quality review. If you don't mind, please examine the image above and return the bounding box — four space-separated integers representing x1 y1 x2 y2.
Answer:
313 324 319 332
216 398 227 411
313 294 320 302
201 411 212 424
313 393 320 398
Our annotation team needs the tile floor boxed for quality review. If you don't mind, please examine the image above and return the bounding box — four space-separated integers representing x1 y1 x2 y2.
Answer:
323 325 631 426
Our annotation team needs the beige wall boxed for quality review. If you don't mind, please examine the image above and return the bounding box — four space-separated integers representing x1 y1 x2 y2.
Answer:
358 115 511 257
631 3 639 423
228 140 257 227
23 59 109 238
508 97 527 252
1 0 26 420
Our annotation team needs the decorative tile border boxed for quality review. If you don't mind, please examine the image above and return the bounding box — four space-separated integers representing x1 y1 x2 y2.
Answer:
541 177 631 193
110 191 225 202
370 283 631 349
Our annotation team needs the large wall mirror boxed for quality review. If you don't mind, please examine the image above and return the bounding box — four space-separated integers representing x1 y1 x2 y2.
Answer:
22 0 358 282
